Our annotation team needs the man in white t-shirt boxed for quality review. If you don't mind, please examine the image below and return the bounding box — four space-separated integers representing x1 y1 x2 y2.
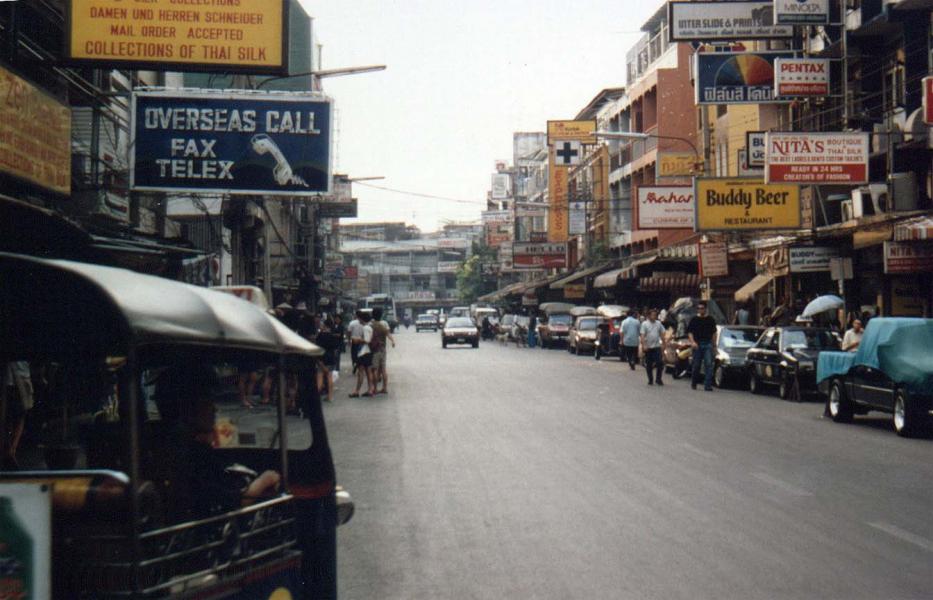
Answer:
350 314 376 397
640 309 666 386
347 311 365 373
842 319 863 352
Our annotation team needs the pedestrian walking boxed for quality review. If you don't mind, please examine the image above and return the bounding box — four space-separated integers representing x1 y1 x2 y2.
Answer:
640 309 666 385
370 307 396 394
314 318 342 402
350 312 376 397
527 314 537 348
620 310 641 370
687 301 718 391
347 310 364 377
332 314 346 373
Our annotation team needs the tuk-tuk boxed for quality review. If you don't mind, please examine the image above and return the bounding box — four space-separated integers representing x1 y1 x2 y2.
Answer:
0 253 351 599
538 302 575 349
593 305 628 361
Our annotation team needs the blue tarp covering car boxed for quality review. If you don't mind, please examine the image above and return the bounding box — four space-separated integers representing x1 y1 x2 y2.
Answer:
817 318 933 395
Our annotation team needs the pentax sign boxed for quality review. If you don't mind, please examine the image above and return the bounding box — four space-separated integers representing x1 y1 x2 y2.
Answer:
765 132 869 184
774 58 830 96
130 90 332 195
636 186 695 229
67 0 287 73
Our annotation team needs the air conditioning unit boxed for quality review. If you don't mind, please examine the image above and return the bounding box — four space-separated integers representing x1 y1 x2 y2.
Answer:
903 107 928 143
851 183 889 218
841 199 855 222
889 172 919 212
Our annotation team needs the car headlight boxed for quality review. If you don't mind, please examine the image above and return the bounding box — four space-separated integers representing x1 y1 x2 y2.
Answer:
717 350 730 365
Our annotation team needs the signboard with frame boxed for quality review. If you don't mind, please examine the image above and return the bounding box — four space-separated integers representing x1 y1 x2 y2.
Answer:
546 120 597 144
130 90 332 195
774 58 830 96
656 152 701 178
0 66 71 195
636 185 695 229
491 173 511 199
512 242 568 269
694 177 801 231
789 246 838 273
773 0 829 24
694 51 794 105
317 199 357 218
698 241 729 277
764 132 869 184
66 0 288 74
547 148 569 242
668 1 793 41
883 241 933 274
746 131 767 168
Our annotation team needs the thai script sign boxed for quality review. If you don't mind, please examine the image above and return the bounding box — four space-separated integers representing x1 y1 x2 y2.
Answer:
546 119 596 144
637 186 695 229
512 242 567 269
694 51 794 105
67 0 287 73
765 132 869 184
547 148 569 242
131 90 331 195
789 246 838 273
774 58 830 96
656 152 701 178
669 1 793 41
694 178 801 231
698 242 729 277
0 66 71 194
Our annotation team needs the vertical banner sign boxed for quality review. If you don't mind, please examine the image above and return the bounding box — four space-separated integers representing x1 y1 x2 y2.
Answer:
923 76 933 125
698 242 729 277
746 131 767 167
547 147 569 242
0 66 71 195
773 0 829 24
765 132 869 184
131 90 332 195
694 178 801 231
694 52 794 105
67 0 288 73
774 58 830 96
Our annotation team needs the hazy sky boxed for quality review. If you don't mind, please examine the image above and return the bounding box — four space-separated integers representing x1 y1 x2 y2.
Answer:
304 0 661 232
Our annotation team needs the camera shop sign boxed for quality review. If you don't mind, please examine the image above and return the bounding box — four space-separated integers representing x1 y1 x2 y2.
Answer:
774 58 829 96
774 0 829 24
131 90 332 195
668 1 793 41
694 51 794 105
512 242 567 269
765 132 869 184
694 178 800 231
637 186 695 229
884 241 933 274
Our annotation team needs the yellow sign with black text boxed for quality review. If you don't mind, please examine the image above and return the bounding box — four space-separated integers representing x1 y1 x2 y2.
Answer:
68 0 286 73
656 152 701 178
0 66 71 194
547 147 569 242
547 120 596 144
694 178 800 231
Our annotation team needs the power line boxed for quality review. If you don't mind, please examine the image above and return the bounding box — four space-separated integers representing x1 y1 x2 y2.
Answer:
354 182 487 205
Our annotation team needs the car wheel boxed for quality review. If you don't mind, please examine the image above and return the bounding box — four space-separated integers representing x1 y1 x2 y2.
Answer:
442 340 447 349
714 364 727 389
749 371 762 395
472 340 479 348
779 375 792 400
594 346 601 361
827 379 853 423
893 388 921 437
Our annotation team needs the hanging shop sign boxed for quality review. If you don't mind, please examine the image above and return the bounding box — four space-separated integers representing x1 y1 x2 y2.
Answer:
482 210 512 224
694 51 794 105
564 283 586 300
317 199 356 218
491 173 511 199
694 178 800 231
67 0 287 74
737 148 763 177
746 131 767 168
890 277 926 316
437 261 461 274
764 132 869 184
883 241 933 274
547 148 569 242
512 242 568 269
774 0 829 24
0 66 71 195
546 119 596 144
668 1 793 42
698 241 729 277
636 186 695 229
789 246 838 273
656 152 701 178
569 201 586 235
774 58 830 96
131 90 331 195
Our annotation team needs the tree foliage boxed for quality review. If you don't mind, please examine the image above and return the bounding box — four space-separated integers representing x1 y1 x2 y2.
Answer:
456 241 497 302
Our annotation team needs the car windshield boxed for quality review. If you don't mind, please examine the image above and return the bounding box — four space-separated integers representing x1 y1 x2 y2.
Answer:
783 329 838 350
446 317 474 328
720 328 761 348
417 315 436 321
577 317 599 331
549 314 572 325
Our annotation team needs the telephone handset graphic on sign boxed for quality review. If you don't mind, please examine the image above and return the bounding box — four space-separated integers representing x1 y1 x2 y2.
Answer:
250 134 309 187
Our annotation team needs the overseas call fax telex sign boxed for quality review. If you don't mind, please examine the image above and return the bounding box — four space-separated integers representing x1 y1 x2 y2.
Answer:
130 90 332 195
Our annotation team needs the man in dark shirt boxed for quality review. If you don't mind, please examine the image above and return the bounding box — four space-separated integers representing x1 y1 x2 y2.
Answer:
687 301 718 391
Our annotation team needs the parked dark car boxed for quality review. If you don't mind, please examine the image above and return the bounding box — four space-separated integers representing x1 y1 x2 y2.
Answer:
818 318 933 437
746 326 839 399
713 325 765 388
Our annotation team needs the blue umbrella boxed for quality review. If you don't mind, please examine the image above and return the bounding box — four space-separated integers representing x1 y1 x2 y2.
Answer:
802 295 844 317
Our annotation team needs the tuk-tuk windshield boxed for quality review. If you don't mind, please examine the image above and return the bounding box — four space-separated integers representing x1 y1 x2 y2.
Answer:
577 317 600 331
548 314 573 326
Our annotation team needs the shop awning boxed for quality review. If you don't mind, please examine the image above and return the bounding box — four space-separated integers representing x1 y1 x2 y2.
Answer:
638 273 700 293
549 263 612 289
478 279 527 302
894 216 933 241
594 267 627 289
734 273 774 303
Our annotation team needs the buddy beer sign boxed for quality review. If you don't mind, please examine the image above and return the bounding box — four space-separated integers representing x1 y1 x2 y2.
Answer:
131 90 332 195
694 51 793 105
694 178 800 231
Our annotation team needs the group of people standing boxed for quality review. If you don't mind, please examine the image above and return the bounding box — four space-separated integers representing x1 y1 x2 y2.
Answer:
346 308 395 398
617 302 719 391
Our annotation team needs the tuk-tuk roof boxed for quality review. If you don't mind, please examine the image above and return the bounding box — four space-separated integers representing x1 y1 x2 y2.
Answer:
540 302 575 315
0 253 322 357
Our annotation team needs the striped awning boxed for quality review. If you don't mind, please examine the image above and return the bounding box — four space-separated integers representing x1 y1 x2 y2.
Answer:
638 273 700 293
894 216 933 241
593 267 627 289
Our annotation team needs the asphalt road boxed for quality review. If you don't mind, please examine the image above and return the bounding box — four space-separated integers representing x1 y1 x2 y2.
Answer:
324 327 933 600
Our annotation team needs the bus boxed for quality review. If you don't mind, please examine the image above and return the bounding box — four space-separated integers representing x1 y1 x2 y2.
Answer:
360 293 399 331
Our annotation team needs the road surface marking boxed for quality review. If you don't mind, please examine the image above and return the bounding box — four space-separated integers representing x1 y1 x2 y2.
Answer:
682 442 717 460
751 472 813 497
868 522 933 552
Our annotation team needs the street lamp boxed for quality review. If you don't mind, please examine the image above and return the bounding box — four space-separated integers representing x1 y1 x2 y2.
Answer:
592 130 700 162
